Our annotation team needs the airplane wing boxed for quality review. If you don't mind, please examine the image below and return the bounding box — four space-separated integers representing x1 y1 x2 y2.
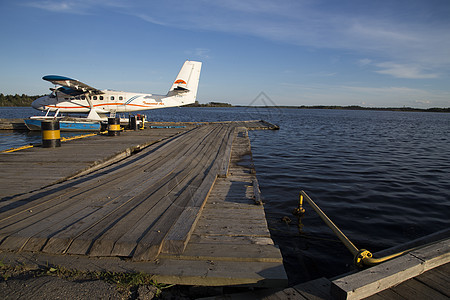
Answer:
43 75 104 95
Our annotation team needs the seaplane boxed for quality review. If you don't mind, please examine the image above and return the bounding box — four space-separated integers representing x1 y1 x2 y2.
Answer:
25 60 202 131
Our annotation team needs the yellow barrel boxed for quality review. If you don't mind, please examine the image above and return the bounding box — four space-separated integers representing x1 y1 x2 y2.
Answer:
41 120 61 148
108 117 121 136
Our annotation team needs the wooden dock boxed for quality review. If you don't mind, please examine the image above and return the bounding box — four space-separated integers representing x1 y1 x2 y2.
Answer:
203 236 449 299
0 120 287 287
0 118 28 130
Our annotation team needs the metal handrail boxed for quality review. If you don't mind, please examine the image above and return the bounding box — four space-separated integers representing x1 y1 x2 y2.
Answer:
297 190 413 267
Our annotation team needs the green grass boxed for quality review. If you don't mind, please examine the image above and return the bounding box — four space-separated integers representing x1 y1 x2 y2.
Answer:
0 262 174 297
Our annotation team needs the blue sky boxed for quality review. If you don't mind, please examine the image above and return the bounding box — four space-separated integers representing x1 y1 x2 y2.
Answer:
1 0 449 108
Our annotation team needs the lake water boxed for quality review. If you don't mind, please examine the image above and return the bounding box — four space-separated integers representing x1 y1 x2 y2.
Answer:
1 107 449 284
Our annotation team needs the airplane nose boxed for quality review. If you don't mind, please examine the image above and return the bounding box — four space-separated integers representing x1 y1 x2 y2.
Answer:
31 100 41 110
31 96 46 110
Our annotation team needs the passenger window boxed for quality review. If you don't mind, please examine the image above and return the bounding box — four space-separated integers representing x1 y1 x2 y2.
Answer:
111 96 115 100
119 96 123 100
93 96 97 100
81 96 85 100
100 96 104 100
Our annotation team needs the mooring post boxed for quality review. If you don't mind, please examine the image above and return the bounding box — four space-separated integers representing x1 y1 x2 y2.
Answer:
108 117 121 136
41 119 61 148
129 115 138 131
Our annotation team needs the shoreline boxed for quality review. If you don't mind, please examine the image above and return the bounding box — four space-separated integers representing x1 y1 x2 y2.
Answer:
1 104 449 113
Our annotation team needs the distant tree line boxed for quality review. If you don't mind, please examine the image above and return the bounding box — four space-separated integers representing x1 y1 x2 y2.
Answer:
186 101 233 107
237 104 450 113
287 105 450 113
0 94 43 107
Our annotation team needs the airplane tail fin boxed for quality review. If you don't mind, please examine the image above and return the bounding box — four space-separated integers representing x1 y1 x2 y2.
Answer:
167 60 202 104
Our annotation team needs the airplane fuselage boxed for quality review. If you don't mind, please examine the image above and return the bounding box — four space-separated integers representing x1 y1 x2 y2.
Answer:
32 90 189 113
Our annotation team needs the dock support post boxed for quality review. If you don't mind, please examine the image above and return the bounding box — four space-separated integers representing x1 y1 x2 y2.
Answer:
108 117 121 136
41 120 61 148
129 116 138 131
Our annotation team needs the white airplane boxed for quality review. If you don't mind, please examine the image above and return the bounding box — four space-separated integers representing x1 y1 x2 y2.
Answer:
31 60 202 120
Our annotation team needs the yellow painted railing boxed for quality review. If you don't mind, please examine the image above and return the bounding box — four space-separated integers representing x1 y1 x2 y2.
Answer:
297 190 413 267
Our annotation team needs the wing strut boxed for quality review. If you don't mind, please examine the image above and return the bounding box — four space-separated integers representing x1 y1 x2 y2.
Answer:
85 95 103 121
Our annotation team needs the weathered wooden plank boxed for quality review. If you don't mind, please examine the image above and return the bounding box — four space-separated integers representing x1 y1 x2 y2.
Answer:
331 254 424 300
161 126 248 254
0 132 195 221
150 258 287 287
43 127 217 255
105 126 225 254
160 243 283 262
193 220 271 237
0 159 180 248
262 288 307 300
365 289 406 300
332 239 450 300
0 205 99 252
198 206 267 220
87 127 221 257
163 125 274 258
389 278 448 299
132 129 226 260
217 127 235 178
294 277 333 300
188 233 274 245
414 263 450 297
43 177 173 254
92 162 207 257
252 178 263 205
65 179 175 255
161 161 219 254
73 125 223 258
410 238 450 270
204 200 265 211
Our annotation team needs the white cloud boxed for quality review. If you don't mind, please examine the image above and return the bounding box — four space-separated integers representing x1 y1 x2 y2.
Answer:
134 14 167 26
358 59 372 66
415 99 431 105
25 0 90 14
185 48 211 60
24 0 130 14
374 62 438 79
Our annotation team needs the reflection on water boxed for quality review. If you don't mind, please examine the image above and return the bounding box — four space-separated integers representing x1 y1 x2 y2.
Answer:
1 107 449 284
